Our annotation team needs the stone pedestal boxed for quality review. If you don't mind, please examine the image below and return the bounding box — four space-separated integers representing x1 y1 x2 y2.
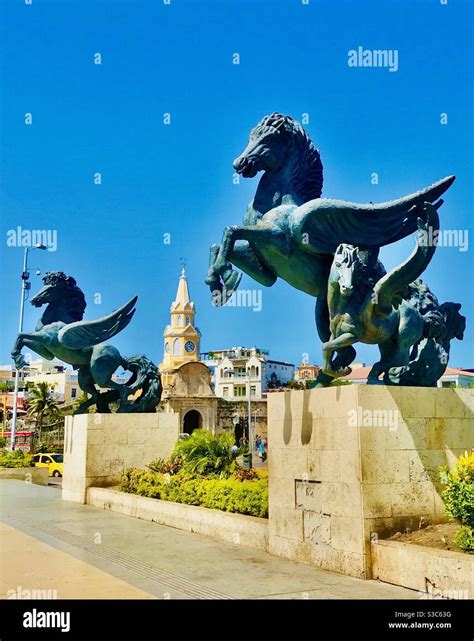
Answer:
267 386 474 579
62 412 180 503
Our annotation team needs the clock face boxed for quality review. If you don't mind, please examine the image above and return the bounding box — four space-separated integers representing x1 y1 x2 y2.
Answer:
185 341 195 353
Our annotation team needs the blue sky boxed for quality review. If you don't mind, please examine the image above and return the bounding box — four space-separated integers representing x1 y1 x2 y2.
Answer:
1 0 472 370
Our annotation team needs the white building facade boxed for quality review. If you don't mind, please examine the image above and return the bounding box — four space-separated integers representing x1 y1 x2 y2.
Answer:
201 347 294 401
24 359 80 404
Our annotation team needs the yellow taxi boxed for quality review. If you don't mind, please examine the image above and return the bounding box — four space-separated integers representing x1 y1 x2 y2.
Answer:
32 453 64 477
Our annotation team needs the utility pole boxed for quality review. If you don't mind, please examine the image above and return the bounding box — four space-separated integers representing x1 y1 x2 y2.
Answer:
10 244 46 450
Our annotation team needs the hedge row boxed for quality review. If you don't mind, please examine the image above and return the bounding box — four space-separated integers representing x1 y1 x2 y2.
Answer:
0 449 33 468
120 469 268 518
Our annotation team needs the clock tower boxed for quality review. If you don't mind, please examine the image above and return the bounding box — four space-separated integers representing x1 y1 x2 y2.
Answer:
160 267 201 390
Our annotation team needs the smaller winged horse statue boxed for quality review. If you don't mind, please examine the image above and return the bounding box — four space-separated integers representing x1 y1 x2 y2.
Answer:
323 202 465 386
11 272 162 413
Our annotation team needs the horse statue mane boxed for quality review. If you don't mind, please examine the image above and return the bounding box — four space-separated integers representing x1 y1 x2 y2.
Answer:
253 113 324 202
41 271 86 321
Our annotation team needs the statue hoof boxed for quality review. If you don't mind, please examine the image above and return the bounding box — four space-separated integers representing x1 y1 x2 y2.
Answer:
13 356 27 370
73 406 88 415
211 270 242 306
222 270 242 300
322 365 351 378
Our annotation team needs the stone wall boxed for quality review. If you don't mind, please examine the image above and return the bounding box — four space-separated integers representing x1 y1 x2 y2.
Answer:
0 467 49 486
371 539 473 594
216 398 267 438
62 412 180 503
267 386 474 579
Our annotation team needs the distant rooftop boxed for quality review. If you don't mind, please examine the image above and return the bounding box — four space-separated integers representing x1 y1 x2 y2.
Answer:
341 366 474 381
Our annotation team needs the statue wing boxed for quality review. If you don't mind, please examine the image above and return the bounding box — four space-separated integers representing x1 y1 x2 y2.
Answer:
58 296 137 348
374 203 440 314
289 176 454 253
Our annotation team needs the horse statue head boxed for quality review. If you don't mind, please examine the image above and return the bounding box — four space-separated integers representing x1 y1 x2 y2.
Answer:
331 244 362 297
330 244 382 298
232 113 324 205
30 271 86 328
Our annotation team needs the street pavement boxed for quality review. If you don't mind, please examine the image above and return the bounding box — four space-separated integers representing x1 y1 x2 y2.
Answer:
0 480 420 600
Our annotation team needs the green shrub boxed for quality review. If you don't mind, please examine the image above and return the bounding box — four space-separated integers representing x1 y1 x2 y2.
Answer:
0 449 33 468
121 468 148 493
170 429 241 477
120 468 268 518
440 450 474 551
455 525 474 551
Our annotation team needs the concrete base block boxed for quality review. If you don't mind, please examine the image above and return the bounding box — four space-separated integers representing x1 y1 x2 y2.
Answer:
372 540 473 596
87 487 268 551
267 386 474 579
62 412 180 503
0 467 49 486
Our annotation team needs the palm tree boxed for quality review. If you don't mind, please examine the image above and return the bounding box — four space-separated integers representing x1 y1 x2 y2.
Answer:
26 382 62 446
171 429 240 477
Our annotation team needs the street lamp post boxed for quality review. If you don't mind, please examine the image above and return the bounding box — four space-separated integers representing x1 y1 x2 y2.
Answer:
246 368 252 467
10 244 46 450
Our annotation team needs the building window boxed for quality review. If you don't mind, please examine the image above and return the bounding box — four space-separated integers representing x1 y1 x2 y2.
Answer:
234 385 245 397
173 338 181 356
250 385 256 397
223 387 229 398
186 315 190 325
71 388 77 399
441 381 456 388
177 315 182 326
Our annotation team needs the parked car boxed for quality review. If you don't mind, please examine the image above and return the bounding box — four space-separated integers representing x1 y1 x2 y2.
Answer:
32 453 63 477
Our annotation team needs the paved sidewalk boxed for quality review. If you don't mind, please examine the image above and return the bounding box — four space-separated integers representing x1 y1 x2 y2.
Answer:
0 523 156 600
0 480 419 600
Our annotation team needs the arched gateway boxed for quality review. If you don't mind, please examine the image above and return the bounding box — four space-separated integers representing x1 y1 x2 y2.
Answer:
183 409 202 435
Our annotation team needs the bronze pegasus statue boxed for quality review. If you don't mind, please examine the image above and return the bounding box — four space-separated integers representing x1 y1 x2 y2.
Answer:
206 113 463 386
12 272 162 412
323 202 465 385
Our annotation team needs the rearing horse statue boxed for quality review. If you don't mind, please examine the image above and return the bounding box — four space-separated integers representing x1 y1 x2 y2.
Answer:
205 113 455 386
12 272 162 413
